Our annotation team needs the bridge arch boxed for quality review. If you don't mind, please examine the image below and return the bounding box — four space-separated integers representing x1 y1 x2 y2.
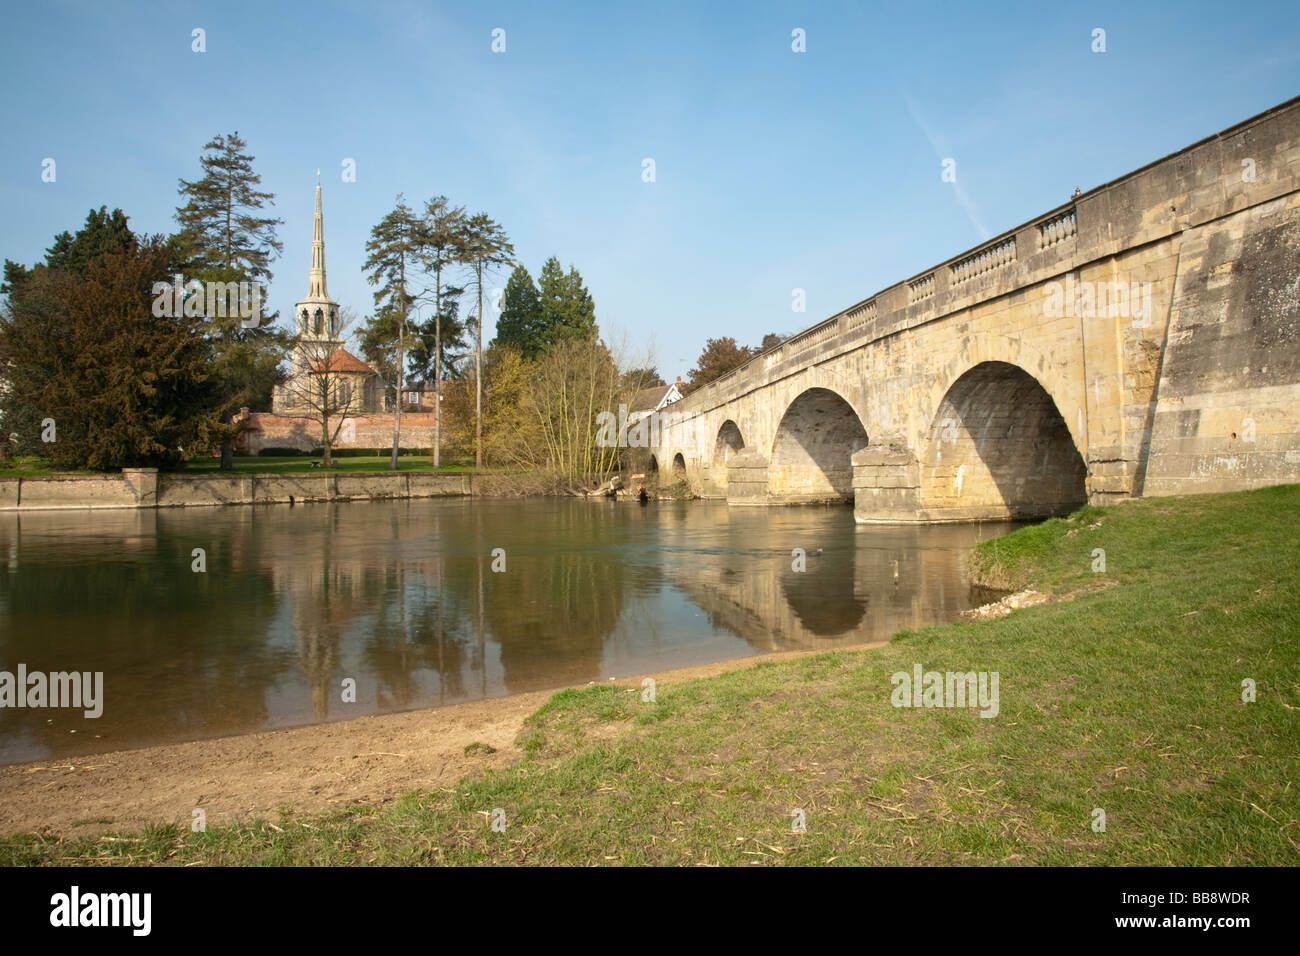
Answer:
715 419 746 461
710 419 746 495
769 387 869 503
924 335 1084 457
920 361 1087 519
672 453 687 478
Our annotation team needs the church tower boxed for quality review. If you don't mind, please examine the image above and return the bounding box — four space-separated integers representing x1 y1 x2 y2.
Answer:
291 174 341 377
270 175 383 418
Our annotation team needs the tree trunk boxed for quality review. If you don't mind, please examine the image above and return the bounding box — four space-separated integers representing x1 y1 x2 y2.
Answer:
219 381 235 470
475 265 483 469
434 266 442 470
391 321 404 470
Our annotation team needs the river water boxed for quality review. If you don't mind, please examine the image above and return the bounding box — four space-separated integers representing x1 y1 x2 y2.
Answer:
0 498 1017 764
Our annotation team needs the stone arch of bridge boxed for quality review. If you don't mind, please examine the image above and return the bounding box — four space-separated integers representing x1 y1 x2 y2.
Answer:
919 360 1087 519
768 386 870 503
710 419 747 497
923 335 1085 459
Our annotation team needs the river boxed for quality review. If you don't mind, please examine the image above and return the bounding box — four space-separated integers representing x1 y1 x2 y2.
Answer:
0 498 1017 764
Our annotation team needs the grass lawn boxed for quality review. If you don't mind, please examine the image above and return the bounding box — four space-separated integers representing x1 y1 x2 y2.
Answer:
181 455 474 474
0 455 473 477
3 485 1297 865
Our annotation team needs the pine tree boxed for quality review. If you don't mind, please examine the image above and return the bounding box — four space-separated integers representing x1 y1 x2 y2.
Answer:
536 256 597 351
494 264 543 358
363 195 424 468
407 284 469 386
460 212 514 467
175 132 283 281
174 131 288 469
417 196 469 468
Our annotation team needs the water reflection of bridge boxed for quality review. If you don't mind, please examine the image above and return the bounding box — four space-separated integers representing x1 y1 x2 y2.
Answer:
659 507 1006 653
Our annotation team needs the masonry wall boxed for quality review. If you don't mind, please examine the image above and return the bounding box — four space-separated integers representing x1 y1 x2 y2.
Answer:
0 471 472 511
1141 191 1300 495
242 412 445 454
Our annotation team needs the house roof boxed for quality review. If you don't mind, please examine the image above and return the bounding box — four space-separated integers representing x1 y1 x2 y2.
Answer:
628 384 675 413
310 348 376 375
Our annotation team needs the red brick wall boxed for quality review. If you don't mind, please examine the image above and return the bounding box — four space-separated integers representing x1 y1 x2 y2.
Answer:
241 412 446 453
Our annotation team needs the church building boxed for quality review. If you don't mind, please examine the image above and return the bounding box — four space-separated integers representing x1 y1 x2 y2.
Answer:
239 181 440 455
271 180 383 415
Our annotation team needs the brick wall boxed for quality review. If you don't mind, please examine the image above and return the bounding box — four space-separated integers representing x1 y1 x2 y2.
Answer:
241 412 449 453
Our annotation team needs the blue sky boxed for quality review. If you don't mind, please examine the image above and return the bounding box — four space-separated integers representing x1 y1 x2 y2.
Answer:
2 0 1297 378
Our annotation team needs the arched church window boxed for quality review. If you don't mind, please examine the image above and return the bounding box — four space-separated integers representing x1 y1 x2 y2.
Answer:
314 309 324 335
329 310 337 336
300 309 308 334
339 380 351 406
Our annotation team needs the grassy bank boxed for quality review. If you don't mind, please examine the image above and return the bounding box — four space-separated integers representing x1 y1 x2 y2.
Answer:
4 486 1297 865
182 455 474 475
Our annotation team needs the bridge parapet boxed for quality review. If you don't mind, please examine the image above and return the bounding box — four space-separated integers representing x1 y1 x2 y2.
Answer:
672 96 1300 422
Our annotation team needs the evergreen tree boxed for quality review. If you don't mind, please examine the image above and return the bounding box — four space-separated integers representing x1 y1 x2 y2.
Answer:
460 212 514 466
0 227 219 470
2 207 147 458
494 264 543 358
175 132 283 280
407 284 469 386
363 194 425 467
174 131 288 468
536 256 597 349
417 196 469 468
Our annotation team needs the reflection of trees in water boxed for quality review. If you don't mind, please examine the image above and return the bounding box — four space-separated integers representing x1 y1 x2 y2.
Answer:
282 553 378 721
360 562 474 711
0 511 289 758
477 506 628 694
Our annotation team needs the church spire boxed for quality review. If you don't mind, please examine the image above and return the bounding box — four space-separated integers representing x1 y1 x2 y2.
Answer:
308 174 328 299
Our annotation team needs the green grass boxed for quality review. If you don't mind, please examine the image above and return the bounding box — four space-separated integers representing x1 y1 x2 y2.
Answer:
0 455 473 477
0 456 61 478
3 485 1297 865
181 455 474 475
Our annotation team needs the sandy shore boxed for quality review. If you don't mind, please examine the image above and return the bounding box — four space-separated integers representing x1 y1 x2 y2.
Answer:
0 643 886 837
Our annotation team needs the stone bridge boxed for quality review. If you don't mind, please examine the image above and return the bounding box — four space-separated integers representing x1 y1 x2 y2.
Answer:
650 97 1300 522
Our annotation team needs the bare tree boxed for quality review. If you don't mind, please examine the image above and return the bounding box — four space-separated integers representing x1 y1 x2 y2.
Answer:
279 308 363 467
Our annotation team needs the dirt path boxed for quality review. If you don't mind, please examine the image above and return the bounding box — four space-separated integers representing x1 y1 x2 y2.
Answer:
0 643 886 838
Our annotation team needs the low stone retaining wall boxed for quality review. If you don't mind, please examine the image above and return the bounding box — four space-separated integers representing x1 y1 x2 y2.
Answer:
0 469 473 511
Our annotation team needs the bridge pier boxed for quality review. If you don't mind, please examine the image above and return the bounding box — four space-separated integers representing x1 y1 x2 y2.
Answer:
725 452 769 505
851 442 922 523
